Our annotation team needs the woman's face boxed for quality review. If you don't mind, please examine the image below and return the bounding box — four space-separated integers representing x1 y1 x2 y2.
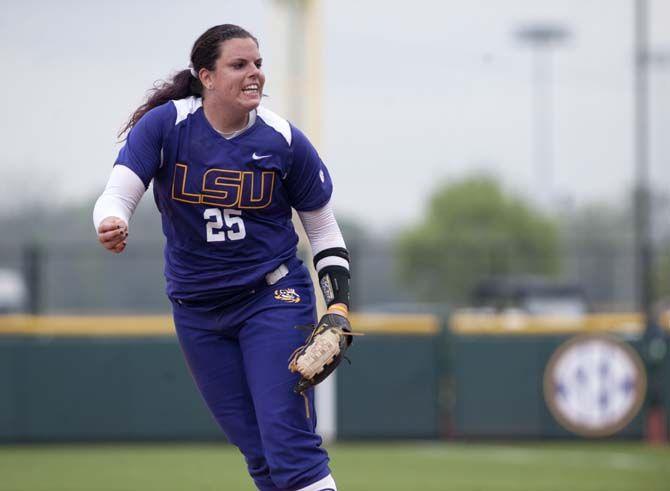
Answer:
203 37 265 113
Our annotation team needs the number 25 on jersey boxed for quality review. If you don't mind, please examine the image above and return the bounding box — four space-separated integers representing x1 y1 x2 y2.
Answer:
204 208 246 242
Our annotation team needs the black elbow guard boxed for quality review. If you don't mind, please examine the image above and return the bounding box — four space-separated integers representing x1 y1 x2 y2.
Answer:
313 247 351 308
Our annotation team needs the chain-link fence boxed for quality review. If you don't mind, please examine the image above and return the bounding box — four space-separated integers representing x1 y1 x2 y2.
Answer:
2 238 667 314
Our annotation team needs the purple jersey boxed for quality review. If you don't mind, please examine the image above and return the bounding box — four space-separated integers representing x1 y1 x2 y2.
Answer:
115 97 333 300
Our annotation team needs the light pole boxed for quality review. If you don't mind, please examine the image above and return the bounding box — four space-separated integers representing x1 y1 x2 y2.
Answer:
634 0 653 327
516 23 570 208
634 0 668 445
269 0 336 443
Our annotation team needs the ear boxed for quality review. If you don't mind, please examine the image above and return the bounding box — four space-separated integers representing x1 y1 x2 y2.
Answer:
200 69 214 90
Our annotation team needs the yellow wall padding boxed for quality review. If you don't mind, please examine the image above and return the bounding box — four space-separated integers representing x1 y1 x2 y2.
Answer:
450 312 646 335
0 313 440 337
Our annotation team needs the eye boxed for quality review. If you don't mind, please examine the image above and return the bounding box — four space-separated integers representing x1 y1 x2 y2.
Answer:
255 60 263 69
232 61 245 69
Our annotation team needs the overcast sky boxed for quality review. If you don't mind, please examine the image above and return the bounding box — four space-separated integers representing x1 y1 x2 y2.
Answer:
2 0 669 233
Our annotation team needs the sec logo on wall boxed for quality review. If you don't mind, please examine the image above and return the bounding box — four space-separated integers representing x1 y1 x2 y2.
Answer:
543 335 647 437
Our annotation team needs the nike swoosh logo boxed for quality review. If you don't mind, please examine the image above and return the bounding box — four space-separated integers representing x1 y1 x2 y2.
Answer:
252 152 272 160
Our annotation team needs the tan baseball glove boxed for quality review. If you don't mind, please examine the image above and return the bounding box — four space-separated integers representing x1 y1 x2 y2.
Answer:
288 313 358 396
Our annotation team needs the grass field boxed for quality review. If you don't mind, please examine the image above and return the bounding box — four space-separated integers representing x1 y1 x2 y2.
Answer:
0 441 668 491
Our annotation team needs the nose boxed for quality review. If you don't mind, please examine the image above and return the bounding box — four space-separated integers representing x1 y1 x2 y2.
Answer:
249 64 262 78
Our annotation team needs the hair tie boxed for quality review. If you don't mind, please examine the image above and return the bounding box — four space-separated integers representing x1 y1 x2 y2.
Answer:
188 63 198 79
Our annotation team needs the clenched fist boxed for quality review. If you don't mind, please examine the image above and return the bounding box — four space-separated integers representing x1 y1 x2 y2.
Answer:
97 216 128 253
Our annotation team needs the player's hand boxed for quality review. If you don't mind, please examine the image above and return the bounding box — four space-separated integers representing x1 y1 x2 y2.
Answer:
97 217 128 254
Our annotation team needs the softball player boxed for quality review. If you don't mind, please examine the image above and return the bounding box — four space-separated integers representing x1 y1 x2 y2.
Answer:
93 24 350 491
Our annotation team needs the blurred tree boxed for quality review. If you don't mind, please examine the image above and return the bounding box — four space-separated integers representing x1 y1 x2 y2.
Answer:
395 175 560 303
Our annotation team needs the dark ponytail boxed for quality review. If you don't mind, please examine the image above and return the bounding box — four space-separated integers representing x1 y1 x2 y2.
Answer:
119 24 258 139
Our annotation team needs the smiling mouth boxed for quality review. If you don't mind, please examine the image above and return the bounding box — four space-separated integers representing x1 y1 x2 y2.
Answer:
242 84 260 96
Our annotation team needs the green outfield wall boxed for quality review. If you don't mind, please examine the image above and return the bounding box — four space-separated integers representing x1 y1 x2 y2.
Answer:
448 335 650 438
448 312 670 439
337 333 442 439
1 314 668 442
0 314 442 442
0 336 221 442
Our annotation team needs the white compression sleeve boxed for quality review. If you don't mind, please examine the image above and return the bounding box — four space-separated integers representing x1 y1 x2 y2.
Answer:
92 165 146 231
298 202 348 271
